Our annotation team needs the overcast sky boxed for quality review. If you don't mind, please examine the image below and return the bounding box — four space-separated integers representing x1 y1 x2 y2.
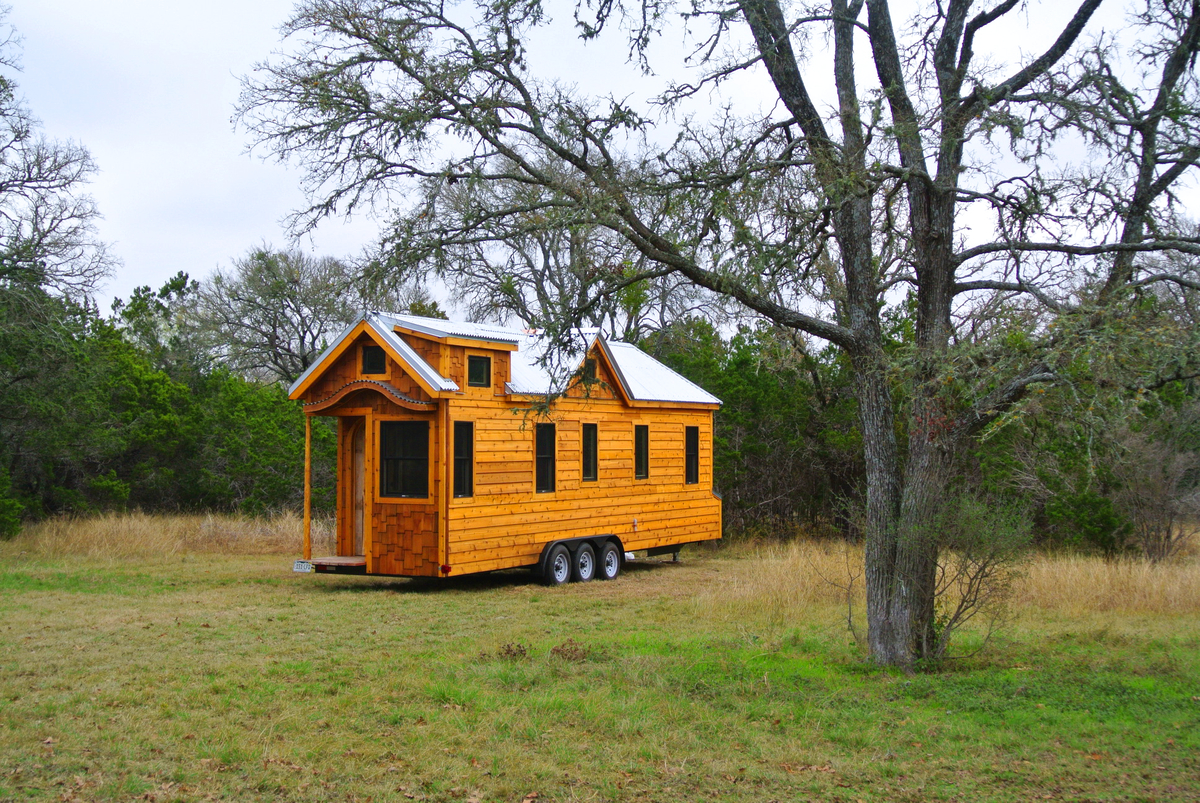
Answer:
9 0 379 312
8 0 1165 316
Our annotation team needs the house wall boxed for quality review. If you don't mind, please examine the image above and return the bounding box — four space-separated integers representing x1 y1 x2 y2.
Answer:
444 397 720 575
309 326 721 579
443 350 721 575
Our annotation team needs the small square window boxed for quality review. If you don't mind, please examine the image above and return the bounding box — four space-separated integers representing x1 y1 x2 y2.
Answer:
467 355 491 388
362 344 386 374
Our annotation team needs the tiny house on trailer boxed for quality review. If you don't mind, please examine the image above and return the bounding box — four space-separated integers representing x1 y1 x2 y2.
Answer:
289 313 722 584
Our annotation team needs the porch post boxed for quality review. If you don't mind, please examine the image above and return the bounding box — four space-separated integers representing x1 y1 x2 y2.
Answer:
303 413 312 560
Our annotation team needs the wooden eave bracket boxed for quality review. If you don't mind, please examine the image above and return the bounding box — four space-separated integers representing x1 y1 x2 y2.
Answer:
301 379 438 413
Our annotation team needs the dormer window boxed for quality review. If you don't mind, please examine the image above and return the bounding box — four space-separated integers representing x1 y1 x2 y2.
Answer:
467 355 491 388
362 344 386 374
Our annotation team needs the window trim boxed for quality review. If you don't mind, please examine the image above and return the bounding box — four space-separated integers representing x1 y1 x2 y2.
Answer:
361 343 387 375
453 420 474 498
535 423 556 493
581 422 598 482
466 354 491 388
685 426 699 485
634 424 649 480
378 419 430 499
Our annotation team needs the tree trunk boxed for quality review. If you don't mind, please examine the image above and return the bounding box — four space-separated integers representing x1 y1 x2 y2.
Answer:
859 377 959 668
854 349 906 665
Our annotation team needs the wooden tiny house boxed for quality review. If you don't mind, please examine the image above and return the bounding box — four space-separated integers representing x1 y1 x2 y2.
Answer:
289 313 722 583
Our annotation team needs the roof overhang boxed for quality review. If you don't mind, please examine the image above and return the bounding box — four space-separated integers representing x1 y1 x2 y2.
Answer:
392 324 519 352
288 315 458 401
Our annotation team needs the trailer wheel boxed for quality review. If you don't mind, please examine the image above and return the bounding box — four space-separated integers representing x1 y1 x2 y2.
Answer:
543 544 572 586
572 542 596 582
597 541 621 580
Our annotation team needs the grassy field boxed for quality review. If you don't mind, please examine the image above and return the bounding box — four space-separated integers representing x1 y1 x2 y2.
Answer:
0 516 1198 802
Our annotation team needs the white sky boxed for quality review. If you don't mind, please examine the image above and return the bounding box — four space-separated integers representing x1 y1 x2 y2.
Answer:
7 0 1160 317
8 0 379 312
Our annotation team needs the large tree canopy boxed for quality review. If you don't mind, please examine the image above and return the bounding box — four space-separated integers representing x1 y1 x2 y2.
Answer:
240 0 1200 666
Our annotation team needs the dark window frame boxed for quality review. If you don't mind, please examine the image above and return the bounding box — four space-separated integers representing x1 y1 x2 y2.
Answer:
453 421 474 498
362 344 387 375
535 423 556 493
582 423 598 482
379 420 429 498
685 426 699 485
467 355 491 388
634 424 649 480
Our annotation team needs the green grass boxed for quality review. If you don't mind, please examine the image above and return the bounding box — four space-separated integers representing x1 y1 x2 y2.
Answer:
0 551 1197 802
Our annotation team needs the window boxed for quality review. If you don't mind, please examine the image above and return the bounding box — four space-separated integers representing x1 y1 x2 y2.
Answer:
634 425 649 480
467 355 491 388
454 421 473 497
582 358 597 382
535 423 555 493
379 421 429 497
685 426 699 484
582 423 598 482
362 344 386 374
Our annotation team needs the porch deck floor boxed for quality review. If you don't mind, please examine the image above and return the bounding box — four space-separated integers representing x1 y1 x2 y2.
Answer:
311 555 366 567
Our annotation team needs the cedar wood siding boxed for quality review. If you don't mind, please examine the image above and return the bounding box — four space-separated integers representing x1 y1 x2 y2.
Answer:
444 349 720 575
301 332 442 577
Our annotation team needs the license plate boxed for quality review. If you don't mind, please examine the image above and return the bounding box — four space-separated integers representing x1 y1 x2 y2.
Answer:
292 560 314 573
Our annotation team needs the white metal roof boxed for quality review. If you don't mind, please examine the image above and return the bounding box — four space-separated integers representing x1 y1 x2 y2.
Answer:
290 312 720 406
381 313 524 345
600 340 722 405
366 314 459 392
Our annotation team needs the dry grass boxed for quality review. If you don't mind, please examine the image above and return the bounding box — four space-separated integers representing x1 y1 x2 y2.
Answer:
0 510 336 560
6 513 1199 616
701 537 1200 626
698 539 864 626
1016 551 1200 614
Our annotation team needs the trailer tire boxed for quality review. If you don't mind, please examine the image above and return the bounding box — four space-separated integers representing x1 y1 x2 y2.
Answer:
543 544 572 586
597 541 621 580
572 542 596 582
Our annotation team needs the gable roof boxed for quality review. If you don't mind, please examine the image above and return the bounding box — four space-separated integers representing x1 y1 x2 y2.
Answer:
288 314 459 399
288 312 721 407
598 340 721 405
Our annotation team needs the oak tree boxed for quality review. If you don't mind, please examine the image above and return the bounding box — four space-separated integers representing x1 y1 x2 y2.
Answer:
241 0 1200 666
